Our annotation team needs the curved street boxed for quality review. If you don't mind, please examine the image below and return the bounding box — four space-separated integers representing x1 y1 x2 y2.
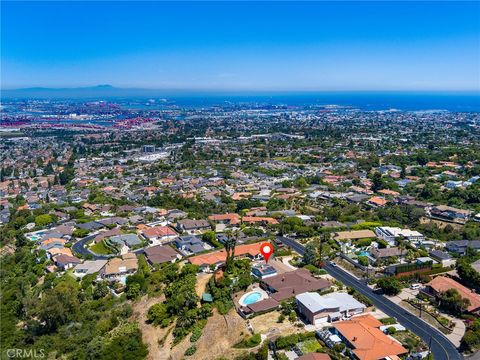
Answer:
277 236 463 360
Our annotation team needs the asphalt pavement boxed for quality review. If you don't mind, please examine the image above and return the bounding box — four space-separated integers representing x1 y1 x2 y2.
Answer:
277 236 463 360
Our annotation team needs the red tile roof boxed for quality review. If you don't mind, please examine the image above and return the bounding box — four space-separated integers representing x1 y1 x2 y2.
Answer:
141 226 177 238
427 276 480 313
188 243 262 266
333 315 408 360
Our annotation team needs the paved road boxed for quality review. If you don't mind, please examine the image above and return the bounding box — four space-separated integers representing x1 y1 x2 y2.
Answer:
277 236 463 360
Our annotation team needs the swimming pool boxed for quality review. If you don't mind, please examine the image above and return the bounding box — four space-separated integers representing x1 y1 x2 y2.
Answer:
359 251 370 257
243 292 262 305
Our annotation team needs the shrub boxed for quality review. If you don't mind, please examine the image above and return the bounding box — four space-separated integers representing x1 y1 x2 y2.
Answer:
234 333 262 348
184 345 197 356
380 317 396 325
386 326 397 335
190 326 202 342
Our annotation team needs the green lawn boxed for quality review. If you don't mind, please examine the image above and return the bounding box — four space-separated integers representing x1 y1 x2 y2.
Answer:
90 240 115 255
298 339 321 354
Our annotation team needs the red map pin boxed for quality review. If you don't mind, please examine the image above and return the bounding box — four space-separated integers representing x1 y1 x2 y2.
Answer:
260 243 273 263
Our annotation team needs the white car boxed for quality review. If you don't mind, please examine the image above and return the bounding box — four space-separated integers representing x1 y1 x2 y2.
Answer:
410 283 421 290
330 261 337 267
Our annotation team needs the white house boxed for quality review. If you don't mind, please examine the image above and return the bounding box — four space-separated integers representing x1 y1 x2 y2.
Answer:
375 226 424 246
296 292 366 325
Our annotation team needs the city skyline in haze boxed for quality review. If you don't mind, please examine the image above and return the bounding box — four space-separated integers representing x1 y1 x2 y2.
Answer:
1 1 479 91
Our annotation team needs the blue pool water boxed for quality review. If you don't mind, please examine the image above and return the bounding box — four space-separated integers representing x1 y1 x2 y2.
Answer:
359 251 369 257
243 292 262 305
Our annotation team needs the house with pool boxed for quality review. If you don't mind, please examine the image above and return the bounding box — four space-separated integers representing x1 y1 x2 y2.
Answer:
238 268 331 318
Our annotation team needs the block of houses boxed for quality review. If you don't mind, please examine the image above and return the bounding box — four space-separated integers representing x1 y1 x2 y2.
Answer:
144 245 181 266
296 292 366 325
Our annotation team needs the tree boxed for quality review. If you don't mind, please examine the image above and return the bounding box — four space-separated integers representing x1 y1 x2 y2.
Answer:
147 303 170 326
438 289 471 315
457 259 480 289
37 281 79 332
224 230 238 273
358 256 369 266
35 214 53 227
303 242 317 265
372 172 384 192
376 277 402 295
93 281 110 299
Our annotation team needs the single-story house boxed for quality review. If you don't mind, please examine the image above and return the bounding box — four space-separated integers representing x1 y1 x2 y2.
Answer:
144 245 181 265
109 234 142 248
54 254 82 270
296 292 366 325
429 250 456 267
101 253 138 281
331 315 408 360
188 243 263 271
73 260 108 278
445 240 480 255
141 225 178 245
176 219 211 234
76 221 105 232
370 247 403 264
174 235 210 255
333 230 376 244
423 276 480 315
430 205 472 224
261 268 331 302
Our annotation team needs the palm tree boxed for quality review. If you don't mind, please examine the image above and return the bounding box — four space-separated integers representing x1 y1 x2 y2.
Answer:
224 229 238 273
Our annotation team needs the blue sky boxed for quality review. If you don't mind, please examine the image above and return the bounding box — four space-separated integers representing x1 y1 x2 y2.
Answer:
1 1 479 91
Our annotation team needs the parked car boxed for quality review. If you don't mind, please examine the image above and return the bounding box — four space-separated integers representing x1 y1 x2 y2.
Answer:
330 261 337 267
410 283 421 290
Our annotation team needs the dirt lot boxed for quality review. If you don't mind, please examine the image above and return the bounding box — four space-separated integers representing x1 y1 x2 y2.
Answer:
249 310 303 339
195 273 212 297
169 308 250 360
133 294 172 360
420 217 464 230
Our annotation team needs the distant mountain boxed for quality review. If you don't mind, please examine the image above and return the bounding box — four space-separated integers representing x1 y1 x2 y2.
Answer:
0 85 189 99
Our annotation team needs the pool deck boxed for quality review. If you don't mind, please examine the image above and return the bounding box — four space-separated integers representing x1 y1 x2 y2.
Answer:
233 285 269 309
